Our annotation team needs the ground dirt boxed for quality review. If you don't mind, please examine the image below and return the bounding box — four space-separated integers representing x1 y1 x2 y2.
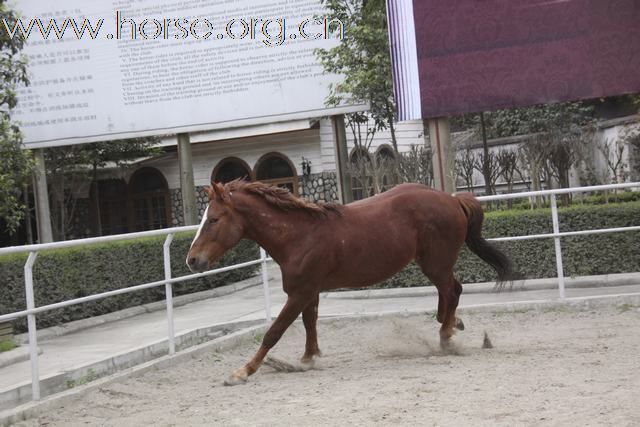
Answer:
14 303 640 426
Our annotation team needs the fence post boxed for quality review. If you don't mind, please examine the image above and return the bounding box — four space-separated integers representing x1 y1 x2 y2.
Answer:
24 251 40 401
259 248 272 323
163 234 176 355
550 195 566 299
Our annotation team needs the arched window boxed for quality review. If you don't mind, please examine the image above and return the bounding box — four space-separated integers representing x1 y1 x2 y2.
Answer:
129 168 170 231
375 146 397 193
350 148 373 201
211 157 252 183
90 179 128 235
255 153 299 195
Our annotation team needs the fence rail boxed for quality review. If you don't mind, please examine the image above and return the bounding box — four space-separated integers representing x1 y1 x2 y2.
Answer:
0 181 638 405
0 225 273 402
477 181 640 302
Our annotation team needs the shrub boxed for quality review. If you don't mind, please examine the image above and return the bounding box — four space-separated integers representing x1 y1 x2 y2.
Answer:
485 190 640 212
376 201 640 288
0 339 16 352
0 234 259 333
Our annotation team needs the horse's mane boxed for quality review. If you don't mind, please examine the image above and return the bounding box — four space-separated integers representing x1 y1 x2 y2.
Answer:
225 180 343 217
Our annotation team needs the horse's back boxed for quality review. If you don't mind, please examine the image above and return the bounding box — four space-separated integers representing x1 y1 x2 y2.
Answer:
316 183 467 290
345 183 458 217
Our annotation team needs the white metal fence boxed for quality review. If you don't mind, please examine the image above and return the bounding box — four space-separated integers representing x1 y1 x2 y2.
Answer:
0 225 273 402
0 181 639 405
478 182 640 300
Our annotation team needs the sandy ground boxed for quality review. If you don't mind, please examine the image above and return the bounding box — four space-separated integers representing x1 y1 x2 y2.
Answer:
14 303 640 427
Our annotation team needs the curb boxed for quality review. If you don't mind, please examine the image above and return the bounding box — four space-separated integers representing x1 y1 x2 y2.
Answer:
1 292 639 426
0 319 263 412
14 272 269 345
0 347 43 370
323 272 640 300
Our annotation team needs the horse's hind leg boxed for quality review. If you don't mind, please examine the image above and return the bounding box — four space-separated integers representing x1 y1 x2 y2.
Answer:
301 294 321 364
420 263 463 351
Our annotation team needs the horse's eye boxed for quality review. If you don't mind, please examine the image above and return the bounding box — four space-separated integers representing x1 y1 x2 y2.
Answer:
209 218 218 224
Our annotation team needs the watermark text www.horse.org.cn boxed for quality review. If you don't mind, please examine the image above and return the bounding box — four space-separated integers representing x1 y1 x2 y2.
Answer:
2 13 345 47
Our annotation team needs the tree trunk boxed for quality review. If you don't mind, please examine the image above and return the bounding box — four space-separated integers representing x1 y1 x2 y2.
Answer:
386 102 399 155
530 163 541 209
92 163 103 236
480 112 492 196
23 184 33 245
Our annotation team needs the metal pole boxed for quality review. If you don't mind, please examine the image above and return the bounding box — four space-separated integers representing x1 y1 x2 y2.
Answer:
259 247 272 323
163 234 176 355
550 195 566 299
24 251 40 400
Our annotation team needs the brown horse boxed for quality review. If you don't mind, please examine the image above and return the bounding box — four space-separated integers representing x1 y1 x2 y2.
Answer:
187 180 514 386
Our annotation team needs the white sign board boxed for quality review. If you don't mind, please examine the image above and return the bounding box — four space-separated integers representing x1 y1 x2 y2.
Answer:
8 0 362 148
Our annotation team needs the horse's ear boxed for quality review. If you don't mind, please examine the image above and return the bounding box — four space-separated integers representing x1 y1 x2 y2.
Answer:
211 182 229 202
204 185 215 200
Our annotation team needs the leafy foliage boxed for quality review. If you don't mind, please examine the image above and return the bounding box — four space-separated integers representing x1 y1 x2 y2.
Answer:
316 0 397 152
397 145 434 187
45 137 161 240
0 236 259 333
482 102 596 139
0 0 32 233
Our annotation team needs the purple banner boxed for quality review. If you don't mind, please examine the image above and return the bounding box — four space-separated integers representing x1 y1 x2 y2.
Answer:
410 0 640 118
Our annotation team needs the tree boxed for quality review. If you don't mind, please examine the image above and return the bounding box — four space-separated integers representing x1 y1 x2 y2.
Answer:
455 146 476 192
481 102 596 139
396 145 434 187
473 151 501 196
597 138 627 184
316 0 398 154
482 101 596 205
617 123 640 182
45 138 160 239
496 149 521 207
0 0 32 233
496 150 519 191
85 138 161 235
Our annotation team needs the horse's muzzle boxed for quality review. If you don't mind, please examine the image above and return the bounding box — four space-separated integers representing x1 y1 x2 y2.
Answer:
186 255 208 273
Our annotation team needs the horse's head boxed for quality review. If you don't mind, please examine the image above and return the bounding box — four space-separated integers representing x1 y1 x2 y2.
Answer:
186 182 245 273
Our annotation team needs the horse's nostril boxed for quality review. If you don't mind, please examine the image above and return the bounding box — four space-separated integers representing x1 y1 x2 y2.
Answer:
188 257 196 266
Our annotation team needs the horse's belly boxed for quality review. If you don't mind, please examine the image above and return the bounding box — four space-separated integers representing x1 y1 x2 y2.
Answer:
323 233 416 290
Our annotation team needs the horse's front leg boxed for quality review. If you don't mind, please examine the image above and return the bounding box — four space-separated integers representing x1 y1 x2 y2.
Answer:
224 293 311 386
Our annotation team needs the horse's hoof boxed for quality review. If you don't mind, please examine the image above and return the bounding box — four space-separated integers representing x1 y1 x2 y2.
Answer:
300 349 322 365
440 337 460 355
223 370 248 386
299 358 316 371
223 375 247 386
455 318 465 331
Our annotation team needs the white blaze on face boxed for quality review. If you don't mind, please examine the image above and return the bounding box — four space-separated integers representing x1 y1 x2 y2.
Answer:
190 205 209 250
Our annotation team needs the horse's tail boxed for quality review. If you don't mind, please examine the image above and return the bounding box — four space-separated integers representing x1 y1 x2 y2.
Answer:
455 193 517 288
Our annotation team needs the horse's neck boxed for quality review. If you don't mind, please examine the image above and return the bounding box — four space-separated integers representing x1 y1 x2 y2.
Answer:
238 199 312 264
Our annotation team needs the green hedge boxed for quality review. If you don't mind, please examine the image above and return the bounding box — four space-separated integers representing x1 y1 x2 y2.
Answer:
0 235 259 333
486 190 640 212
379 201 640 288
3 202 639 330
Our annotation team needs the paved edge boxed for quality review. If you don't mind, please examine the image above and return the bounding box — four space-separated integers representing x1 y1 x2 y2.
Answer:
0 348 42 370
324 272 640 300
2 292 639 427
0 320 263 412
